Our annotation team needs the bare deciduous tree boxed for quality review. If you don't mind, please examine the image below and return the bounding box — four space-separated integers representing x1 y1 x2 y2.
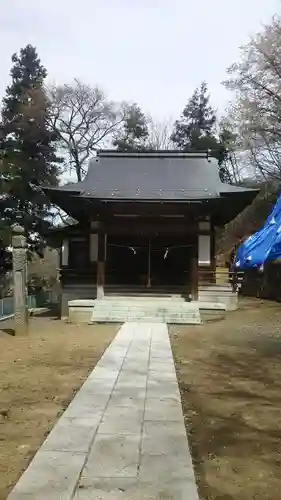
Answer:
48 79 124 181
146 117 174 149
218 117 245 184
224 16 281 180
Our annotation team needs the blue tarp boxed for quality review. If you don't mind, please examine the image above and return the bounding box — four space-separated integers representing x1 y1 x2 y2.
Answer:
235 195 281 269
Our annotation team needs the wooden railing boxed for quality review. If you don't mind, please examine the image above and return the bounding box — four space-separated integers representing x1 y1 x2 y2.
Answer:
199 267 244 291
58 265 244 296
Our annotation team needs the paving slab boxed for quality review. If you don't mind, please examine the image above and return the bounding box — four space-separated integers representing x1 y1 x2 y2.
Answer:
74 478 197 499
81 434 141 479
138 452 195 482
146 380 181 400
7 322 199 500
106 392 145 410
144 397 184 421
41 417 101 453
97 405 144 435
7 451 86 500
141 421 188 455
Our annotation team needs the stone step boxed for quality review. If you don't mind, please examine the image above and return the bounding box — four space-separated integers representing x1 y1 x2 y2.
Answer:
94 298 193 306
91 308 199 316
93 317 201 324
93 304 194 312
92 315 201 324
92 306 199 313
199 285 233 293
105 287 184 291
91 300 201 325
104 294 186 301
67 298 226 324
92 309 200 317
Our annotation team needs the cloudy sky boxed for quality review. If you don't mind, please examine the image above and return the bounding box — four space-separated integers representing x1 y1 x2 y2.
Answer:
0 0 280 120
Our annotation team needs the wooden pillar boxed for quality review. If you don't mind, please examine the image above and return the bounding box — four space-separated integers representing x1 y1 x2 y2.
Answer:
198 220 213 284
210 223 216 283
97 261 105 299
191 235 199 300
97 233 106 299
61 238 69 266
147 237 151 288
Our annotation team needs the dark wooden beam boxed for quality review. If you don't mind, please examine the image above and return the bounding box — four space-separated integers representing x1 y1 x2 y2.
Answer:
97 234 106 299
103 220 197 235
97 261 105 299
190 233 199 300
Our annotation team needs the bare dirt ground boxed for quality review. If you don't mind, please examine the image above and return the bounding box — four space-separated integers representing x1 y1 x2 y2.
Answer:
170 298 281 500
0 316 118 500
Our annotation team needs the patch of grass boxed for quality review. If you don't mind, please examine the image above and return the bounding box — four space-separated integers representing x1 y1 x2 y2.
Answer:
0 318 118 500
170 298 281 500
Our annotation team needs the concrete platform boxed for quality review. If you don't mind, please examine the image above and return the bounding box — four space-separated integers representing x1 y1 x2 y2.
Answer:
7 322 199 500
199 285 238 311
68 296 227 324
90 298 202 325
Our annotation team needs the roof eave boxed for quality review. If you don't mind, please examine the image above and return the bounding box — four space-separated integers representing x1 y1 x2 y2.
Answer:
43 186 81 195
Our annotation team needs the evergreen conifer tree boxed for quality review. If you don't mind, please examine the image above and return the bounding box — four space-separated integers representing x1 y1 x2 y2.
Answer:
171 82 231 180
113 103 149 151
0 44 60 252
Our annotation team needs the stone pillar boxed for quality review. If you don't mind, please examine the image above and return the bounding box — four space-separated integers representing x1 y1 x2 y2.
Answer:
12 224 28 336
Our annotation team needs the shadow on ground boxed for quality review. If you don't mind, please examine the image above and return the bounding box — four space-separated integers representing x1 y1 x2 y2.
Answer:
0 305 60 337
30 303 60 319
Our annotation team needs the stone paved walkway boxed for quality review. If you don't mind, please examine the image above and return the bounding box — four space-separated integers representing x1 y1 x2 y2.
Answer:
8 322 199 499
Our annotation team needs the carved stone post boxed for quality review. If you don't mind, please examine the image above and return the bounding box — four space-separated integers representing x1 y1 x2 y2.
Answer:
12 224 28 336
